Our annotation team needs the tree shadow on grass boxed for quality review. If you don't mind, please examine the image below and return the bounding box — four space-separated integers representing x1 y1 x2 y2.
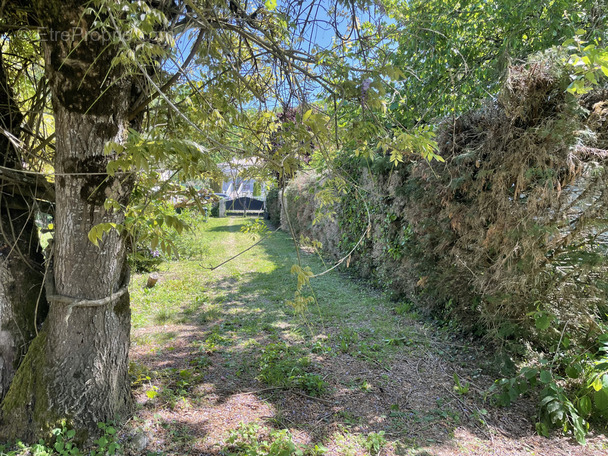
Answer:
130 228 608 455
206 221 247 232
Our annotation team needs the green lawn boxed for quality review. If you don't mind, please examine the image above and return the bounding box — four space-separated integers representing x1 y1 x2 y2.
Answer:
130 216 420 354
126 215 608 456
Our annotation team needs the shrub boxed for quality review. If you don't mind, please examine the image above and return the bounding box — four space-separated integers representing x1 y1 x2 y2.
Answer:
265 187 280 226
210 202 219 217
128 247 163 273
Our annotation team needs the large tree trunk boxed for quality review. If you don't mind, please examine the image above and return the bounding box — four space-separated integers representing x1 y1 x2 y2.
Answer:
1 1 134 441
0 53 47 402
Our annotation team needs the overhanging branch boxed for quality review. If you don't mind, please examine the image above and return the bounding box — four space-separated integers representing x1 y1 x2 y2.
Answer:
128 29 205 121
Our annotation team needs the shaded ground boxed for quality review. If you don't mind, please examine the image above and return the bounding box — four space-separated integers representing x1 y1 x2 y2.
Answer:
125 216 608 455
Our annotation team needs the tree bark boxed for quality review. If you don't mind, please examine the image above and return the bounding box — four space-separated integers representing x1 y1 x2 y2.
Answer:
1 0 134 440
0 52 47 402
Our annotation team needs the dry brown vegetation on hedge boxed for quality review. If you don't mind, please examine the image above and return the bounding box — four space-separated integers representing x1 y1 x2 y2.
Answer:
279 50 608 351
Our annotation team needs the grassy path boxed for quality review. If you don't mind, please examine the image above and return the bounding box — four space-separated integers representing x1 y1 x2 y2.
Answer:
127 216 607 455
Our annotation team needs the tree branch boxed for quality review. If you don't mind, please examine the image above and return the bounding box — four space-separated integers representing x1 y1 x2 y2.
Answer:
128 29 205 121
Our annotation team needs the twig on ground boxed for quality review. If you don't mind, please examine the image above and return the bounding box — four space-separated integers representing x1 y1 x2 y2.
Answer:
235 387 335 405
358 352 391 372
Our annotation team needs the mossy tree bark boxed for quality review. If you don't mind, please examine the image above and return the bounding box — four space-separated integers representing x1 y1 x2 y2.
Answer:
1 0 135 441
0 52 48 402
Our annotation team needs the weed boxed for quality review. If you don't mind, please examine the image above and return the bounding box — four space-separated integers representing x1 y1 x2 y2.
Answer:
472 408 489 426
203 331 231 353
336 411 360 426
189 354 212 369
310 340 331 355
384 336 413 347
389 404 408 419
302 444 329 456
360 380 372 392
146 385 160 400
258 342 327 396
223 423 303 455
453 373 470 395
50 426 82 456
337 328 360 354
363 431 386 456
333 430 359 456
154 309 173 325
91 422 120 456
129 361 155 388
143 368 199 409
394 301 413 315
0 422 120 456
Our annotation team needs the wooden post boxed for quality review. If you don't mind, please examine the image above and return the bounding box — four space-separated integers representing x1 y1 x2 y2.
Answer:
146 273 159 288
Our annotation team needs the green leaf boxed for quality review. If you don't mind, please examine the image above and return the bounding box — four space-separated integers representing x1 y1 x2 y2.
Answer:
602 373 608 390
264 0 277 11
585 71 598 85
565 365 580 379
571 413 588 445
521 367 538 380
546 399 562 415
592 376 603 391
578 396 592 416
88 225 101 247
594 389 608 410
539 370 553 384
534 312 552 330
535 422 549 437
540 394 556 407
146 388 158 399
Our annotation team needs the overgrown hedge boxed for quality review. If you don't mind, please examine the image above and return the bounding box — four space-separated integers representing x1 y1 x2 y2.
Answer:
279 51 608 352
276 50 608 441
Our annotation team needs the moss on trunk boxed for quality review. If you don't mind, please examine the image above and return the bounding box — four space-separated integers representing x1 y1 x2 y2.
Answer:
0 331 64 442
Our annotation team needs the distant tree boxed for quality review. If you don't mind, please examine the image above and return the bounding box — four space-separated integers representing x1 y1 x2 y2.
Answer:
383 0 607 126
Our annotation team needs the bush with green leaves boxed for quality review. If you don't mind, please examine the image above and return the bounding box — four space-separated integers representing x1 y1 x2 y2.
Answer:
168 209 212 259
210 202 220 217
0 422 120 456
490 319 608 444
